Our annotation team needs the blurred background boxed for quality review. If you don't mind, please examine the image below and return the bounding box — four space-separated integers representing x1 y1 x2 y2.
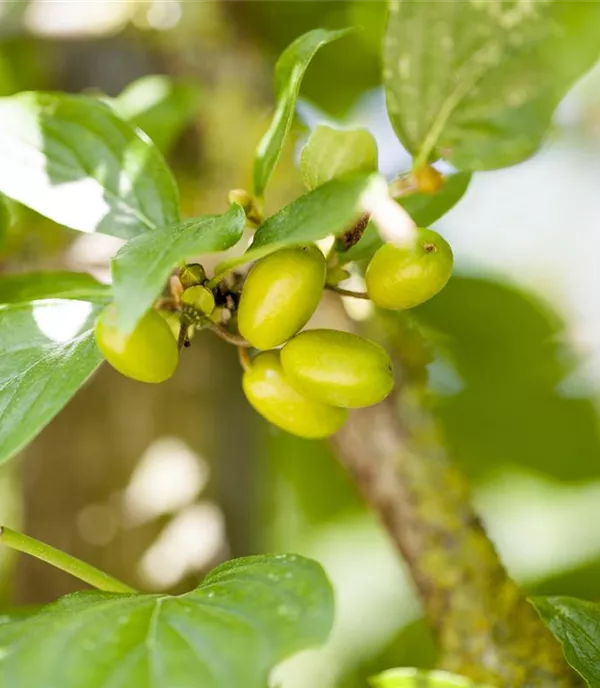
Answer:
1 1 600 686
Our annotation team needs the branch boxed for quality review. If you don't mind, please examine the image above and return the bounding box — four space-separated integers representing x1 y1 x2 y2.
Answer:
330 323 579 686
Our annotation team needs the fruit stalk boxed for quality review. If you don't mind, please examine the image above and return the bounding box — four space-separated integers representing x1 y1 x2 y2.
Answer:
330 322 580 687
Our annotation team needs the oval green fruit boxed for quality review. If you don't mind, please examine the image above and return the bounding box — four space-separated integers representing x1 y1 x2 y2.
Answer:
242 351 347 439
365 228 453 310
238 245 326 349
281 329 394 408
95 305 178 383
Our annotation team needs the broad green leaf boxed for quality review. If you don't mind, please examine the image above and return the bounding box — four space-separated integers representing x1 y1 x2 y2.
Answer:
370 668 496 688
253 28 351 197
0 272 109 466
112 75 201 153
111 204 245 334
0 554 334 688
341 172 471 264
533 596 600 687
0 193 10 245
300 125 378 190
216 173 378 276
0 271 110 305
0 92 180 239
384 0 600 170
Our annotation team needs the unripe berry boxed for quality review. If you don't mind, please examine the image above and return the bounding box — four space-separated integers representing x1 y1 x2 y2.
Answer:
95 305 178 383
158 309 182 340
238 245 326 350
281 329 394 408
181 285 215 316
242 351 347 438
365 228 453 310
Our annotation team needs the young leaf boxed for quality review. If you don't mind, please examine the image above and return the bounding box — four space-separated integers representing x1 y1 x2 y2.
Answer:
341 172 471 264
0 92 180 239
384 1 600 170
112 75 201 153
533 596 600 686
111 204 245 333
370 668 496 688
300 125 378 190
0 554 334 688
0 272 109 466
215 173 378 276
253 28 351 197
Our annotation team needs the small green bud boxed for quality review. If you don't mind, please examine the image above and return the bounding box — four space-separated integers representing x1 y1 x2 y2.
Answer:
181 285 215 316
179 263 206 288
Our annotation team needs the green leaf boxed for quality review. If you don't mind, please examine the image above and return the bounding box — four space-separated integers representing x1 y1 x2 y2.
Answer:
341 172 471 264
216 173 378 276
253 28 351 197
0 554 334 688
0 272 109 466
300 125 378 190
533 596 600 687
0 193 11 246
112 75 201 153
0 271 111 305
370 668 497 688
0 92 180 239
111 204 245 334
384 0 600 170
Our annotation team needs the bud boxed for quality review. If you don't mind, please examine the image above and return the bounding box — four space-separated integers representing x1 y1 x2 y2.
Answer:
412 164 444 194
228 188 263 227
179 263 206 288
181 285 215 316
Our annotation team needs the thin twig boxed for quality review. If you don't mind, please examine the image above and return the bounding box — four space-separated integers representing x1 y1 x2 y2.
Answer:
326 284 371 300
238 346 252 372
206 322 252 347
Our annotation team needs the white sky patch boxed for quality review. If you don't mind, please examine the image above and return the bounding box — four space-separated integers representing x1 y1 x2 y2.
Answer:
138 502 226 590
123 436 209 526
32 299 93 343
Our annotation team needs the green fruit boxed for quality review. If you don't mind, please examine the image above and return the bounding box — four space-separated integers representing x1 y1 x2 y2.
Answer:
365 228 453 310
181 285 215 315
281 329 394 408
238 245 326 349
95 305 178 383
242 351 348 439
158 309 182 340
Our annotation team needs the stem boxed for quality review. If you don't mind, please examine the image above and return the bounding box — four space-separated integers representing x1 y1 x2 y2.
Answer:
0 526 137 594
238 346 252 372
326 285 370 300
206 322 251 348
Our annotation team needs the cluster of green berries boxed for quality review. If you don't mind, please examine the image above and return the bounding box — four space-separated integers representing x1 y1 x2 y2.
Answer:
94 227 453 439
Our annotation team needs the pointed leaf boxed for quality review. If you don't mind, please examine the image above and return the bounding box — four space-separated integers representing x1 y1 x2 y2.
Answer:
216 173 378 276
533 596 600 686
111 204 245 333
370 668 496 688
0 554 334 688
253 28 351 197
384 0 600 170
300 125 378 190
0 92 180 239
0 272 109 466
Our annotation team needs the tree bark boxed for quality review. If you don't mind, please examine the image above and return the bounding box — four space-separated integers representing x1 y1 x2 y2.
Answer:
331 324 580 687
